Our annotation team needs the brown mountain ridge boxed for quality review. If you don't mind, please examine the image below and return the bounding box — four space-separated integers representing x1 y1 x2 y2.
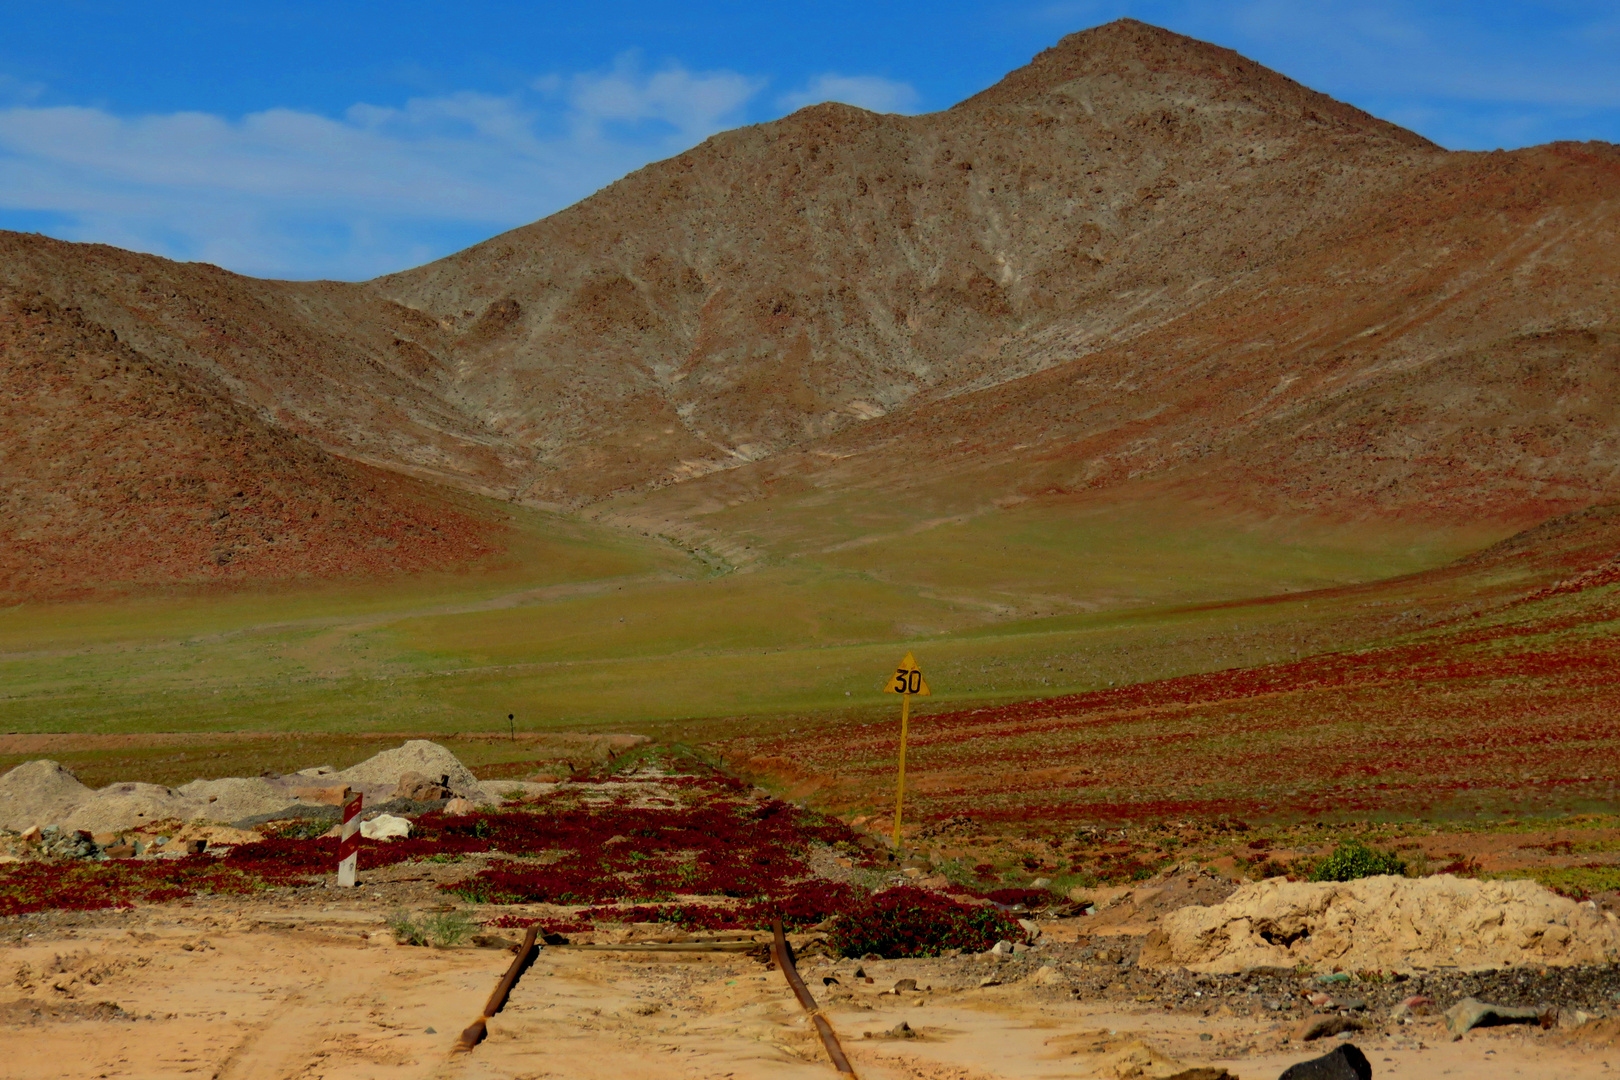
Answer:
2 19 1618 596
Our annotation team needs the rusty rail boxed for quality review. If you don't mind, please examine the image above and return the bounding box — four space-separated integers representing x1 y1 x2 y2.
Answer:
453 924 539 1052
772 918 858 1077
550 941 762 952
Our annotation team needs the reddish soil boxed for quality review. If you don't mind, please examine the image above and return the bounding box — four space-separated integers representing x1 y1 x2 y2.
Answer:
0 292 501 599
721 508 1620 827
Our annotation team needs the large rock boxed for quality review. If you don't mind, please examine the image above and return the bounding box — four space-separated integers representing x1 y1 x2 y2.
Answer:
0 760 92 831
1278 1043 1371 1080
392 771 452 801
1297 1015 1362 1042
337 741 479 798
359 814 412 841
1139 874 1620 973
0 742 486 837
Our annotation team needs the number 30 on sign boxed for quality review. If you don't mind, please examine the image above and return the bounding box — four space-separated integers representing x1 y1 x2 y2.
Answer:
885 653 931 696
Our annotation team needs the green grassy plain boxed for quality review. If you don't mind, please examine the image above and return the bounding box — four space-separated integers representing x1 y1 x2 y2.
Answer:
0 486 1512 782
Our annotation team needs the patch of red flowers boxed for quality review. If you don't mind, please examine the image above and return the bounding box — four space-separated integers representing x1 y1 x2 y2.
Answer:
826 886 1029 959
0 854 317 917
441 786 874 908
0 773 884 920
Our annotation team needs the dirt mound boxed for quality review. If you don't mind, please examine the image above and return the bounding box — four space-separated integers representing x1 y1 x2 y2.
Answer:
59 783 200 836
0 760 310 834
0 744 488 835
0 761 91 831
1140 874 1620 973
173 777 299 824
336 741 480 798
1082 862 1243 932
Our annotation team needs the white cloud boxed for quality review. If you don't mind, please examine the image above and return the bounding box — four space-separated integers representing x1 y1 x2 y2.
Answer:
778 73 922 114
0 56 765 279
564 54 765 139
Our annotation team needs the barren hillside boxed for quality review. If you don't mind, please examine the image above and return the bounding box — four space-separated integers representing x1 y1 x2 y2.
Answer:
1 18 1617 594
377 19 1442 504
0 233 524 496
0 291 501 598
646 141 1620 538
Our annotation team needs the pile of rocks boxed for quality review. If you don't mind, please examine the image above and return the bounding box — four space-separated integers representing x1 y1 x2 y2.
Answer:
28 825 99 860
0 823 229 863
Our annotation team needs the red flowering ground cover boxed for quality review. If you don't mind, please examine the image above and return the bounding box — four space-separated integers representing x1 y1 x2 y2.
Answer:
0 770 882 927
721 579 1620 828
826 887 1027 958
0 854 316 917
435 776 874 912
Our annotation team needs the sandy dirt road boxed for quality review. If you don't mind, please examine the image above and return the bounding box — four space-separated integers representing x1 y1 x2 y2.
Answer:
3 898 1615 1080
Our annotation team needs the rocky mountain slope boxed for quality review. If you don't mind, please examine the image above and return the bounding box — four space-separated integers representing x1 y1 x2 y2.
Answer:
376 19 1440 504
646 139 1620 535
0 291 500 597
2 19 1617 593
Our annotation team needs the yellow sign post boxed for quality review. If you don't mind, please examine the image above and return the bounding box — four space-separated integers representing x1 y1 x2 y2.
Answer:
883 651 930 847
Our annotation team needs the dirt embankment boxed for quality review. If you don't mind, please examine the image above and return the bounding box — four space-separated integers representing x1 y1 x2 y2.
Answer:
1142 874 1620 973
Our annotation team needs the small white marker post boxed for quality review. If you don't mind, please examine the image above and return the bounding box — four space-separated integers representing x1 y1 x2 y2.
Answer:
336 788 361 888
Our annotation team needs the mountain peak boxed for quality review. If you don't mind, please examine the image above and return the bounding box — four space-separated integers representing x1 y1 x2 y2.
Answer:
957 18 1435 149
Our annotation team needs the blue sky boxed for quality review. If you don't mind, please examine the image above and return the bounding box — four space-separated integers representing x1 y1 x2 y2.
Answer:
1 1 1615 280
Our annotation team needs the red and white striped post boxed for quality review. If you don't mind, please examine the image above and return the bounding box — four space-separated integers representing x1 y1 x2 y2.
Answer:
337 788 361 887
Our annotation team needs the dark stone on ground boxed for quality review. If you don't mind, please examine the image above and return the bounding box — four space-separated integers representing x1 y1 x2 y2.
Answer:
1278 1042 1372 1080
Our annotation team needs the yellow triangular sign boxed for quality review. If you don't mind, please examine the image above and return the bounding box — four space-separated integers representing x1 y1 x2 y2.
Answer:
884 651 931 695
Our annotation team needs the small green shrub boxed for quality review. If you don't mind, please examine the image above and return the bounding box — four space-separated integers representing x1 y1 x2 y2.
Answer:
1308 840 1406 882
265 818 333 841
389 908 476 946
388 909 429 946
422 910 476 946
